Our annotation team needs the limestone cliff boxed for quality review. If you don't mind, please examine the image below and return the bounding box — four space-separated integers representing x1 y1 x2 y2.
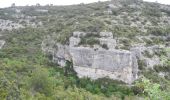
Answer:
52 32 138 84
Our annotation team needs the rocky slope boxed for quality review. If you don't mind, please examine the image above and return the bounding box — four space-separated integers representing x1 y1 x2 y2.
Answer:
49 32 138 84
0 0 170 99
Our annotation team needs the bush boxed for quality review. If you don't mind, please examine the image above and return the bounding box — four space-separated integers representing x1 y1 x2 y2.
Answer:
80 37 100 46
134 77 170 100
138 60 146 70
154 64 170 72
29 67 55 96
142 3 162 17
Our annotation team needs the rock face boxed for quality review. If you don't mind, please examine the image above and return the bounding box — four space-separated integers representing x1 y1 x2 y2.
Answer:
69 47 138 84
52 32 138 84
69 37 81 47
53 44 71 67
99 38 116 49
130 45 166 68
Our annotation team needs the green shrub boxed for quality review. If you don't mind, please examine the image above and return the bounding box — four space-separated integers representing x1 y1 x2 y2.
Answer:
80 37 100 46
134 77 170 100
154 64 170 73
138 60 146 70
143 50 154 58
148 28 166 36
29 67 55 96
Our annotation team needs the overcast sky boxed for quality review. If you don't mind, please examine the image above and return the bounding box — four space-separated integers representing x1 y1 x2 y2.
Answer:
0 0 169 8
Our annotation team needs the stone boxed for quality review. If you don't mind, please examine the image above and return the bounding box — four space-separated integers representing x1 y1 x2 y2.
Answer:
53 44 138 84
99 38 116 49
74 66 134 83
130 45 165 69
144 56 161 69
73 31 87 38
99 32 113 39
69 37 81 47
0 40 5 49
104 9 113 15
130 46 145 60
0 19 23 30
52 31 139 84
158 72 168 78
53 44 71 66
108 4 120 9
69 47 138 84
36 9 48 13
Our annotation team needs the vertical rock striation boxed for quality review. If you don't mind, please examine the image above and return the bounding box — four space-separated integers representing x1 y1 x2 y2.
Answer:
52 32 139 84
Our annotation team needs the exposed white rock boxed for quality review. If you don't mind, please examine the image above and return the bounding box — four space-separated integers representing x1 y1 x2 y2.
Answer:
53 44 71 65
0 19 24 30
0 40 5 49
69 37 81 47
108 4 121 9
130 46 146 59
144 56 161 69
73 31 87 38
104 9 113 15
74 66 134 84
99 32 113 39
53 45 138 84
99 38 116 49
50 31 140 84
158 72 169 78
36 9 48 13
130 45 166 68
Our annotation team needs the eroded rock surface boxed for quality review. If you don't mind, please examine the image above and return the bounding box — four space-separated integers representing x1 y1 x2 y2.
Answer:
51 32 138 84
69 47 138 84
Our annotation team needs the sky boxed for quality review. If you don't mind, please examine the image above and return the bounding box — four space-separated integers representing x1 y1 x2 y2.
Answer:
0 0 169 8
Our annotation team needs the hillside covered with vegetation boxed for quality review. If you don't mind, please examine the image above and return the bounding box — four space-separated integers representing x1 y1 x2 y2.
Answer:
0 0 170 99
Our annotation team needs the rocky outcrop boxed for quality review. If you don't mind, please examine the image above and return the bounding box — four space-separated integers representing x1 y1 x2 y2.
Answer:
69 37 81 47
0 19 23 30
69 31 117 50
130 45 166 68
69 47 138 84
51 32 138 84
44 31 169 84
